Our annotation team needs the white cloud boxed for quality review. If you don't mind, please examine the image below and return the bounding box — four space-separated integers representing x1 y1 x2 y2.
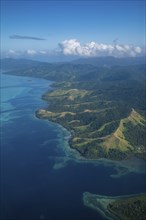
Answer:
8 49 16 54
3 40 145 60
7 49 20 56
58 39 144 57
39 50 47 54
26 49 37 55
134 46 142 53
3 49 48 59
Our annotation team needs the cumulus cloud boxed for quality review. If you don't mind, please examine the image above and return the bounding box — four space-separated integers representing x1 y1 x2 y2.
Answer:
58 39 144 57
7 49 20 56
26 49 38 55
39 50 47 54
4 49 39 57
8 49 17 55
9 35 46 40
3 39 145 60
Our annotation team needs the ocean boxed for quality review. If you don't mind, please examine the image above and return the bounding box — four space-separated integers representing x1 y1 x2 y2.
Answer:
0 73 146 220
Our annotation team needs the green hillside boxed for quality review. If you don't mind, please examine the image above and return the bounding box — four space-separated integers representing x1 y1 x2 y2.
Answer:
2 58 146 160
36 84 146 160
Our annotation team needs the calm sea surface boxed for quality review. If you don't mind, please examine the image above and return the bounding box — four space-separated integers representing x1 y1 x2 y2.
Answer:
0 74 146 220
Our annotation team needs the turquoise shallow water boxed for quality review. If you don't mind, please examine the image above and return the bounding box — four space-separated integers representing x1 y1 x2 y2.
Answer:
0 74 146 220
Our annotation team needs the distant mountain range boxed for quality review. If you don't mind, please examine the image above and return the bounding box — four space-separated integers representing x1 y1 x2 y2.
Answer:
1 56 145 71
72 56 145 66
0 58 44 71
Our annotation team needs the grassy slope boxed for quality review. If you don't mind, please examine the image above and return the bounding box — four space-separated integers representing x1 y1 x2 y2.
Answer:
102 109 146 151
36 85 146 160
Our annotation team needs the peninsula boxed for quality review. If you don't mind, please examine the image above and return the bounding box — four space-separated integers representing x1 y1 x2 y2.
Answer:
36 78 146 160
83 192 146 220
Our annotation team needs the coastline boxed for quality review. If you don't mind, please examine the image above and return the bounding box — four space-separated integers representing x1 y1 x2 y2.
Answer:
35 74 146 163
1 72 146 220
83 192 146 220
2 72 145 175
35 108 146 176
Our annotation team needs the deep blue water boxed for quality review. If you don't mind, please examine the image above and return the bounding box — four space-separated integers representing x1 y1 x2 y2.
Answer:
0 74 146 220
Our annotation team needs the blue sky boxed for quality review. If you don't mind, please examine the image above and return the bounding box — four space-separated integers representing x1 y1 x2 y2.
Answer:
1 0 145 61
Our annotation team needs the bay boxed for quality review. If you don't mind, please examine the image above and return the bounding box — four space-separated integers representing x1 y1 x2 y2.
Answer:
0 74 146 220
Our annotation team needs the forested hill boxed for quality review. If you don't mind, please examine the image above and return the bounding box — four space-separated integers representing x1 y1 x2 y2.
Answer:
1 58 44 71
1 57 145 83
1 57 146 160
1 56 145 70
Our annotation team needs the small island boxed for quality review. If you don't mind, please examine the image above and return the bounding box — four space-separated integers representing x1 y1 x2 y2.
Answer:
83 192 146 220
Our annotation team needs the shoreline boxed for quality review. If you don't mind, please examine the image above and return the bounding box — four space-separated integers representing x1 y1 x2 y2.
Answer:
2 72 146 220
36 109 146 175
35 75 146 163
2 72 146 175
83 192 146 220
2 71 146 164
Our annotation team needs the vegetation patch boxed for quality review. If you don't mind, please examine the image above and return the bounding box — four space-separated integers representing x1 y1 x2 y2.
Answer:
4 58 145 161
83 192 146 220
37 82 146 160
